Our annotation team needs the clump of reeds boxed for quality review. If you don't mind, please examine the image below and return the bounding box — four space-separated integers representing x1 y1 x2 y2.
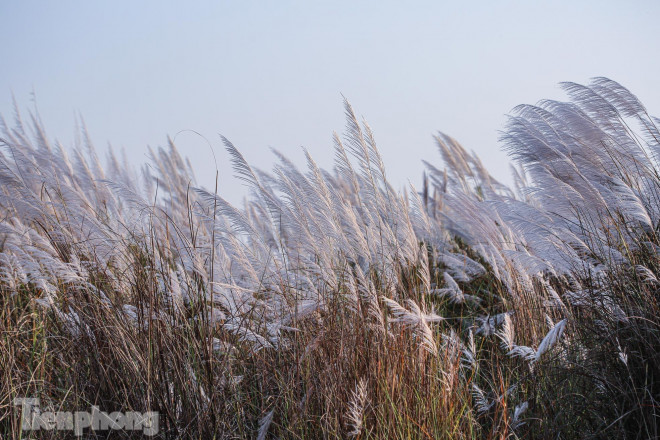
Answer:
0 78 658 439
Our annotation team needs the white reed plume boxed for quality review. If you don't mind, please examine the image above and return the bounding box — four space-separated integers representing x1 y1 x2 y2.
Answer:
381 296 444 353
346 378 368 438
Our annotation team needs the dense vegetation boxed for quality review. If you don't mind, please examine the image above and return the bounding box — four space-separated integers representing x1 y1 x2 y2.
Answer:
1 78 658 438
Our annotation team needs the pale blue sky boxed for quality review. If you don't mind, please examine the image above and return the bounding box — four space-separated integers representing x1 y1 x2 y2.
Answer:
2 1 659 204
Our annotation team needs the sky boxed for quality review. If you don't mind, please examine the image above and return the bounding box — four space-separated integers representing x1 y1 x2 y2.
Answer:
2 1 659 205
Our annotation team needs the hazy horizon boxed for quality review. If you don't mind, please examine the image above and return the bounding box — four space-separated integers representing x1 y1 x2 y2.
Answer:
2 1 659 204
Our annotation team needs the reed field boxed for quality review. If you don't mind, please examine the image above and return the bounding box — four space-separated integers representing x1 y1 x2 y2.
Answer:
0 78 658 438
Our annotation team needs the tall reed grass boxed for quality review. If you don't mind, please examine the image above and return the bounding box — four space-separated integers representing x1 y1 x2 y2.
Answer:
0 78 658 438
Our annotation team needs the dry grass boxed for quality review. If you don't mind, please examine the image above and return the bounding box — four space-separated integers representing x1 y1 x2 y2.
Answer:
1 78 659 438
